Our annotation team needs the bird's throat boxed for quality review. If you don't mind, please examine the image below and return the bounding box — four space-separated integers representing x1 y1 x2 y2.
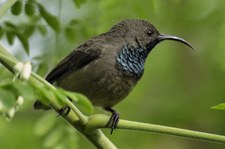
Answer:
116 45 147 78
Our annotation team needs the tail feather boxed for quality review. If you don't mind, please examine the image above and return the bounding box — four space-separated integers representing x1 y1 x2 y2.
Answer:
33 100 51 110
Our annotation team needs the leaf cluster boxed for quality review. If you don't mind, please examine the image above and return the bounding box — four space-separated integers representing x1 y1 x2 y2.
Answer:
0 0 90 55
1 1 55 54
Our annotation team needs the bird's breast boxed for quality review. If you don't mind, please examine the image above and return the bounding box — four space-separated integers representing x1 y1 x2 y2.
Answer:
56 50 138 108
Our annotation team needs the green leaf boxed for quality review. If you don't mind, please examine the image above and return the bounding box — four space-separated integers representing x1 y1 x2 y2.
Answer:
0 80 34 101
11 1 22 16
36 87 53 105
37 25 47 36
12 81 35 100
53 89 68 106
58 89 78 102
4 22 17 32
60 89 93 114
211 103 225 110
0 79 15 88
4 22 17 45
64 26 76 42
3 22 30 53
37 86 65 109
0 26 4 39
34 113 56 136
76 93 93 114
23 25 35 38
72 0 87 8
6 31 15 45
15 33 29 54
38 4 61 32
1 82 18 96
25 1 36 16
0 89 16 110
69 19 80 25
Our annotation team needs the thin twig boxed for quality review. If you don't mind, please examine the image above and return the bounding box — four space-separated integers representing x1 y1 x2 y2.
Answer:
0 44 117 149
0 0 17 18
87 114 225 144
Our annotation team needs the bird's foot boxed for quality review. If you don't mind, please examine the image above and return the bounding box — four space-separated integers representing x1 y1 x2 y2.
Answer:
57 105 71 117
105 107 119 134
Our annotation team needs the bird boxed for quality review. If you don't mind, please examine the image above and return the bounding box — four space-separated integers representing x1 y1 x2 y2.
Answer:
34 19 193 134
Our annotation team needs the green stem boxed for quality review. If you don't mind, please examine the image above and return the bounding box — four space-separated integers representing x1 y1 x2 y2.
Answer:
1 43 225 147
0 0 17 18
61 112 117 149
65 99 88 124
31 72 55 89
0 44 116 148
31 72 88 124
87 114 225 144
0 52 17 71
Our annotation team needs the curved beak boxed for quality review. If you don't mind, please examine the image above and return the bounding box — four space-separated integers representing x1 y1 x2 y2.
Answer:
157 34 193 49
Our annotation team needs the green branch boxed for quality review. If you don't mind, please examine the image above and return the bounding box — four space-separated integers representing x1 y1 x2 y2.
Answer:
0 44 116 149
0 0 17 18
0 43 225 148
31 72 88 124
87 114 225 144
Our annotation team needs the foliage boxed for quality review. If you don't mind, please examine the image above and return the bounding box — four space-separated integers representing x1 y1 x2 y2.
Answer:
0 0 89 55
0 0 225 149
212 103 225 110
0 80 34 119
34 112 79 149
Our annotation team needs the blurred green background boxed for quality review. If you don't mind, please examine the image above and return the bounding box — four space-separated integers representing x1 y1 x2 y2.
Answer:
0 0 225 148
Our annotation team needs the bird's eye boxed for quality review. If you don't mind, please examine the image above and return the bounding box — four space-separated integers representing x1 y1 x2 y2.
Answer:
147 30 153 36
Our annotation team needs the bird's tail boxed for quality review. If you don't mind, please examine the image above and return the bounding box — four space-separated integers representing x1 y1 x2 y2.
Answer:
33 100 51 110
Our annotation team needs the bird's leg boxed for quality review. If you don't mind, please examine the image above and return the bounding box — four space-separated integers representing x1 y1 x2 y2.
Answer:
57 106 71 117
56 98 72 116
105 107 119 134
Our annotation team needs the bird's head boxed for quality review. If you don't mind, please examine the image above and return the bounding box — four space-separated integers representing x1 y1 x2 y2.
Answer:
110 19 193 53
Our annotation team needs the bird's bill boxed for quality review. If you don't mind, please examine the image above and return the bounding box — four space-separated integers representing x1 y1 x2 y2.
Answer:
157 34 193 49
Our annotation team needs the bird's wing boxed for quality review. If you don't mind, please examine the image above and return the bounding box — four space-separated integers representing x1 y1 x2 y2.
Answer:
46 48 101 83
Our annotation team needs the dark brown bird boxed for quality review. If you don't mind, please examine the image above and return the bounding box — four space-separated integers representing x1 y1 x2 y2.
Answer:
34 19 192 134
